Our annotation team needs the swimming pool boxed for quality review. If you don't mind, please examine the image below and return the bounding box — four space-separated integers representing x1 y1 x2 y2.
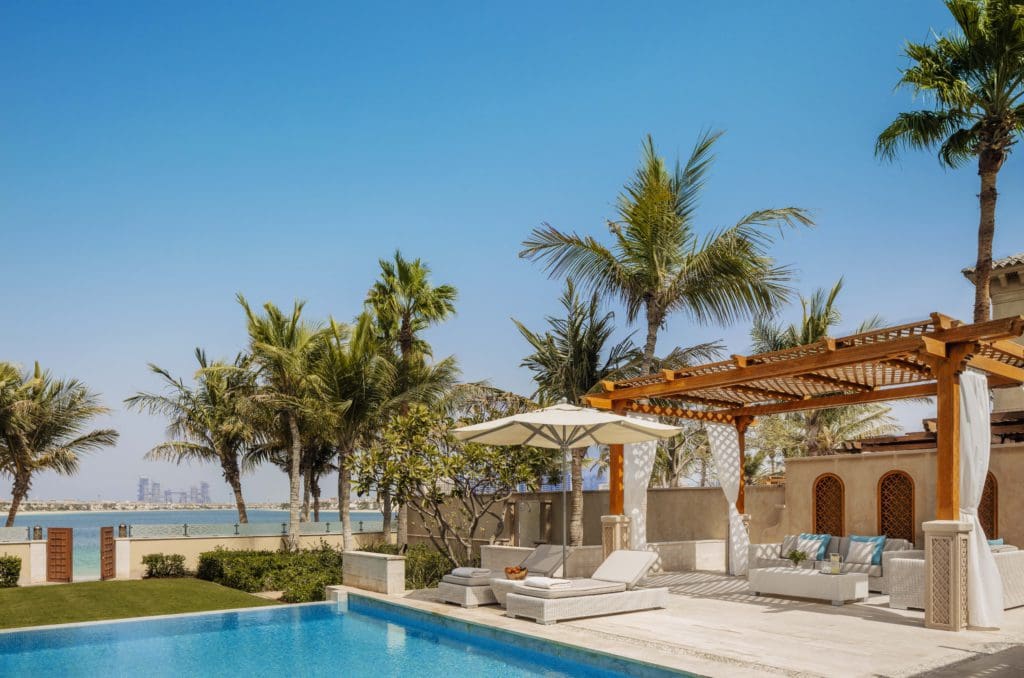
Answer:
0 594 692 677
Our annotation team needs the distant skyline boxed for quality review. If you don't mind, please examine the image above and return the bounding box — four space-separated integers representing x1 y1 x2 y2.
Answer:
2 2 1021 502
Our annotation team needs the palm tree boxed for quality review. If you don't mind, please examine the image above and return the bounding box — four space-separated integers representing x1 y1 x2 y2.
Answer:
234 295 326 550
876 0 1024 322
521 132 813 374
513 280 639 545
366 250 457 545
0 362 119 526
750 280 899 456
317 314 458 549
126 349 255 523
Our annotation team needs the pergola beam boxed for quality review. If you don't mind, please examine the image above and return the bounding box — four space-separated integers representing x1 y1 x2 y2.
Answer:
720 383 936 418
794 371 874 393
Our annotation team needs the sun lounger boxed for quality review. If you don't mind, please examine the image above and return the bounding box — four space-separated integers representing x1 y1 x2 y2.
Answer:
437 544 567 608
504 549 668 624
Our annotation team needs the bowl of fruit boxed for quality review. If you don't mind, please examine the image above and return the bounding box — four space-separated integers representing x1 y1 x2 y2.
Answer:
504 566 528 581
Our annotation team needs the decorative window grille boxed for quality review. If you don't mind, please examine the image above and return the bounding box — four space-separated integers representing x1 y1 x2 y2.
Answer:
878 471 915 543
813 473 844 536
979 472 998 539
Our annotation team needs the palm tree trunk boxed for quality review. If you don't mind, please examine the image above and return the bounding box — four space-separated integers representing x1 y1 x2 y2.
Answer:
286 413 303 551
225 465 249 524
973 164 999 323
569 447 586 546
338 445 353 551
4 474 30 528
642 310 660 375
381 491 393 543
301 465 311 522
311 473 321 523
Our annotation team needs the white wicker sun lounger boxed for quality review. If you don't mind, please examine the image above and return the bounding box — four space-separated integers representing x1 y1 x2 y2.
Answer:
437 544 566 608
504 550 668 624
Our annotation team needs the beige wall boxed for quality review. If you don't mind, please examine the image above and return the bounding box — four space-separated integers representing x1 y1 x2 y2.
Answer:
781 443 1024 547
0 541 32 586
121 531 386 579
407 484 786 555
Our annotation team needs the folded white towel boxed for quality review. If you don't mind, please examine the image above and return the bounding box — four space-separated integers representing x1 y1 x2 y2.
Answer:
451 567 491 578
523 576 571 590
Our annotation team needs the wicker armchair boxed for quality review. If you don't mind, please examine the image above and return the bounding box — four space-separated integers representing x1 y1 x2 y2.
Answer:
888 549 1024 611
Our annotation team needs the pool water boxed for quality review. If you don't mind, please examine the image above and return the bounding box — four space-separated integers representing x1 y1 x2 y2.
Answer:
0 595 690 677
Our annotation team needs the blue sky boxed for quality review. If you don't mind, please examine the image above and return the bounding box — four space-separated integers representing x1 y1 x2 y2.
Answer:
1 2 1021 502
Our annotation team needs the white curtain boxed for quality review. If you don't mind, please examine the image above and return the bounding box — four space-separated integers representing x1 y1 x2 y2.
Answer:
707 423 749 575
959 369 1003 628
624 414 658 550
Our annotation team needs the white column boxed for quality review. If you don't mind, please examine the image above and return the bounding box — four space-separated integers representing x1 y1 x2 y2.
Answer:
115 539 131 580
29 541 46 584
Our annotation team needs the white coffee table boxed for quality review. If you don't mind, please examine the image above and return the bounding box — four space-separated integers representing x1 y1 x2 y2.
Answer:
748 567 868 606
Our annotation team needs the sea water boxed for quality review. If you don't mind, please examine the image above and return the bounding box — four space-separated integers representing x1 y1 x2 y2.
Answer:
10 509 387 580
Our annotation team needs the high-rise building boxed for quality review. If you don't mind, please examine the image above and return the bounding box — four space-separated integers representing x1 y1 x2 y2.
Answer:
189 485 199 503
164 489 174 503
137 476 150 502
150 482 162 503
199 482 211 505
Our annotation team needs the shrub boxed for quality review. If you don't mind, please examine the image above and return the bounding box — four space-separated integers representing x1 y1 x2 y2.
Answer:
0 555 21 587
141 553 189 578
197 544 344 602
361 542 453 590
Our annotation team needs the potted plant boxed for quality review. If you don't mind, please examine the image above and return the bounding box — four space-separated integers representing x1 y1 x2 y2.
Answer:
785 549 809 568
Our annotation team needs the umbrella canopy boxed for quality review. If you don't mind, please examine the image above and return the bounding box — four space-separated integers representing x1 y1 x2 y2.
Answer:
453 400 682 573
452 401 683 449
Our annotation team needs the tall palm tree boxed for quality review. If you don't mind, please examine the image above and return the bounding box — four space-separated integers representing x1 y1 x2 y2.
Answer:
750 280 899 456
0 362 119 526
521 132 813 374
366 250 457 545
876 0 1024 322
234 295 326 550
126 349 255 523
317 314 458 549
513 280 639 545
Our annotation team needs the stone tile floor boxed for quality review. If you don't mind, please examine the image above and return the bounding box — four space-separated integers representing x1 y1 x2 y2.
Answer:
372 571 1024 677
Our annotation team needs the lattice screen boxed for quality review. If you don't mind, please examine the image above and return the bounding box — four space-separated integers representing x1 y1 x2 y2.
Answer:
878 471 914 543
813 474 844 536
979 472 998 539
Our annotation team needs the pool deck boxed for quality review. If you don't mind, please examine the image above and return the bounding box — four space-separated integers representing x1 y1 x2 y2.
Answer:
341 571 1024 677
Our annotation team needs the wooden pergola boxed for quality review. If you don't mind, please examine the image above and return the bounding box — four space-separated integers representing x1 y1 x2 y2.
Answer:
586 313 1024 521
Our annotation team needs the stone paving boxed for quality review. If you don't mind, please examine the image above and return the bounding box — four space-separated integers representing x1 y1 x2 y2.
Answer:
357 570 1024 677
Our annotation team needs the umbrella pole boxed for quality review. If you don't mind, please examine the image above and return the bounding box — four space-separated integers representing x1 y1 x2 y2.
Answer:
561 442 568 577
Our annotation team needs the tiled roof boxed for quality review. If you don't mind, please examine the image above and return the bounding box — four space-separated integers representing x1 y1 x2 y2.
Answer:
962 252 1024 275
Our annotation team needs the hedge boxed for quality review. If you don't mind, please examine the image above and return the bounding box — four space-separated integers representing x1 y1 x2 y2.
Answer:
0 555 20 588
197 544 343 603
360 543 452 590
141 553 189 578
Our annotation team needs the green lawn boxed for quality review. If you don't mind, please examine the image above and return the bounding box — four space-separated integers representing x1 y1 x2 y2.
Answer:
0 578 278 630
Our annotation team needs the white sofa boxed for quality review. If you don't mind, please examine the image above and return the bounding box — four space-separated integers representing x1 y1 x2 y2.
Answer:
749 535 913 593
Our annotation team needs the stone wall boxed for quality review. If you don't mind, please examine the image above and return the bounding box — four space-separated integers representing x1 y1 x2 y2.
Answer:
406 485 786 555
116 531 387 579
781 443 1024 547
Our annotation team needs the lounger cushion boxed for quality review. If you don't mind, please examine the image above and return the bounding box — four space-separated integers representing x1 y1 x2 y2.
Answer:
441 573 493 587
520 545 565 577
511 579 626 599
591 549 657 587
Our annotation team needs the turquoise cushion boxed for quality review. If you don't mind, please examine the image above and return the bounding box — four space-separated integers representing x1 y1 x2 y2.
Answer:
799 533 831 560
850 535 886 565
989 538 1004 546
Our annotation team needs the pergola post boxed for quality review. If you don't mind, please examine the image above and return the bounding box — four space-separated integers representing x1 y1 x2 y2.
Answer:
734 416 753 515
608 443 624 515
601 443 630 557
926 342 974 520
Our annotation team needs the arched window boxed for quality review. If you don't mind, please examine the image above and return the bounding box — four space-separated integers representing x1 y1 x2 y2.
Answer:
979 472 998 540
878 471 915 543
813 473 844 536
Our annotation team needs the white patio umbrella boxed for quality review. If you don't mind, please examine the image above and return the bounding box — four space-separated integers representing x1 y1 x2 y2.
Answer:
452 399 682 574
